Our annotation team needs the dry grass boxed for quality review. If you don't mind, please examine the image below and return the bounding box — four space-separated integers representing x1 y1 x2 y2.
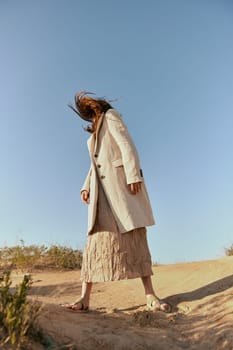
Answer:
0 240 83 272
225 243 233 256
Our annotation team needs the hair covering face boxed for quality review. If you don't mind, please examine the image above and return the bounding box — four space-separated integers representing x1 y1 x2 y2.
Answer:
68 91 96 122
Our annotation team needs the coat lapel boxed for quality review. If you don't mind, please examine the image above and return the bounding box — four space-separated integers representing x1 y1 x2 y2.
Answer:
87 112 105 157
94 112 104 154
87 134 95 157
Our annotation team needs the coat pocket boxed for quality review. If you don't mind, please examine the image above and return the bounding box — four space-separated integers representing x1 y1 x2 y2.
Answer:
112 158 123 167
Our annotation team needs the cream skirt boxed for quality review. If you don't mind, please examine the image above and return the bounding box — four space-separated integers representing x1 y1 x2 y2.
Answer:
80 180 153 282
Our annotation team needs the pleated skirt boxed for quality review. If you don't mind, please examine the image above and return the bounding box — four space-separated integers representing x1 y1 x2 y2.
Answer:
80 180 153 283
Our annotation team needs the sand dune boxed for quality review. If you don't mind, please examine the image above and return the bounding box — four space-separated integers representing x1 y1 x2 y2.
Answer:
12 256 233 349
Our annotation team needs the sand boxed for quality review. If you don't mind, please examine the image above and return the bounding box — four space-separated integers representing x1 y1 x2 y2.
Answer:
12 256 233 349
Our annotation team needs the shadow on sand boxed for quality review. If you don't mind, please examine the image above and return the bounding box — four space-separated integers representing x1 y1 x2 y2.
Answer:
165 274 233 311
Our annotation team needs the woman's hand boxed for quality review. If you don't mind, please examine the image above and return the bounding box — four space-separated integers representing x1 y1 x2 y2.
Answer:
81 190 90 204
128 182 142 195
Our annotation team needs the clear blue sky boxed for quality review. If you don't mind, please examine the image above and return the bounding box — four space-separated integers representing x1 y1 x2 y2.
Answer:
0 0 233 264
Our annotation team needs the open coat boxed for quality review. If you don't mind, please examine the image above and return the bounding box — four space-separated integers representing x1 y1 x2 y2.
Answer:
81 109 155 235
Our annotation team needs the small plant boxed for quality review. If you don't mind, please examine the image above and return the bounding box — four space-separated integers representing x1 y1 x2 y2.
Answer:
0 271 40 349
225 243 233 256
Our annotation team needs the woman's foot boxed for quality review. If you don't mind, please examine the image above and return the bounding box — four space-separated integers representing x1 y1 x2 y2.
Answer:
146 294 172 313
61 297 89 312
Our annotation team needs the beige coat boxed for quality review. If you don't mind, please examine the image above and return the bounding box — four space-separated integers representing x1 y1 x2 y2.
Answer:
81 109 155 234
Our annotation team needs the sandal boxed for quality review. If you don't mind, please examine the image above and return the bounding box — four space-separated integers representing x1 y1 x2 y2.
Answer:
146 295 172 313
61 297 89 313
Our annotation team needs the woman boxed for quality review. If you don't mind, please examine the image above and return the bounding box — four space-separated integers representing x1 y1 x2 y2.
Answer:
66 91 171 313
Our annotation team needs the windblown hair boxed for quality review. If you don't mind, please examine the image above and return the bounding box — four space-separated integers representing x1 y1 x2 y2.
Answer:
68 91 113 133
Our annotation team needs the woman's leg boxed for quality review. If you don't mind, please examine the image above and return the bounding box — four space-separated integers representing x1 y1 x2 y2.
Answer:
141 276 155 296
80 281 93 307
141 276 171 312
62 282 93 311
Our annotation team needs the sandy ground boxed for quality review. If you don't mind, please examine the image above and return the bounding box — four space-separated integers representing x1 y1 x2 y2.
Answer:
12 256 233 350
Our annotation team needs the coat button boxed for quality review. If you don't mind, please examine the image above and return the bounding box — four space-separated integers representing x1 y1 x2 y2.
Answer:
100 175 105 179
94 154 98 158
97 164 101 168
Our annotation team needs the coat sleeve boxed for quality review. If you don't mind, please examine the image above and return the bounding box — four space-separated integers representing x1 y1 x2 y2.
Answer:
105 109 143 185
80 166 92 193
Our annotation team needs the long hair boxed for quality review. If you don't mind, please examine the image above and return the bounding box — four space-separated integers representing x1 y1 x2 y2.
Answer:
68 91 113 133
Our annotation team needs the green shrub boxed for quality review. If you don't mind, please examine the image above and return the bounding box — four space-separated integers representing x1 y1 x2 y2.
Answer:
47 245 82 269
0 272 40 349
0 241 83 271
0 240 47 271
225 244 233 256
